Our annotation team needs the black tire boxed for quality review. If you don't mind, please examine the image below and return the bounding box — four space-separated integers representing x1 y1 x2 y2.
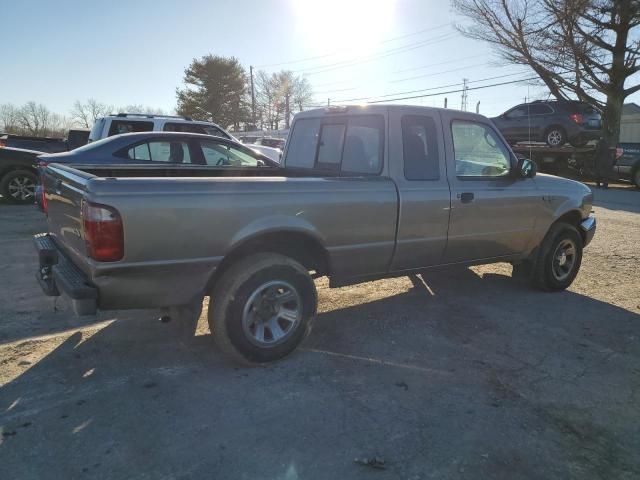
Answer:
532 223 583 292
0 169 37 204
208 253 317 365
544 127 567 147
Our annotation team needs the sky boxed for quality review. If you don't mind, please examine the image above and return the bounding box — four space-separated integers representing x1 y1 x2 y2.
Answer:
1 0 638 121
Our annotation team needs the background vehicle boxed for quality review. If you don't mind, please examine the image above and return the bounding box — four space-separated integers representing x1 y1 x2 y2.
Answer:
38 132 278 168
0 134 67 153
615 103 640 188
35 105 595 365
0 147 40 203
87 113 234 143
491 100 602 147
246 144 282 163
254 137 286 149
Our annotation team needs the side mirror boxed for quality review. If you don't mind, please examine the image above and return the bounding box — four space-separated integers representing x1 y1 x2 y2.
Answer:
517 157 537 178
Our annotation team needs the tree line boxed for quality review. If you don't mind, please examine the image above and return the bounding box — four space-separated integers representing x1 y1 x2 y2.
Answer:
0 100 167 138
1 55 313 137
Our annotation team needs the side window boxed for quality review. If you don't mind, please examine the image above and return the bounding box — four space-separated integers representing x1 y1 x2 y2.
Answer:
286 118 321 168
451 121 511 178
505 106 527 119
317 124 345 169
126 140 191 163
127 143 151 161
108 120 154 137
200 140 259 166
342 115 383 174
401 115 439 180
529 104 552 115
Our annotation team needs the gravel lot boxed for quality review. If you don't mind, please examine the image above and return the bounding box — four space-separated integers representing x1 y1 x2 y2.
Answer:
1 185 639 479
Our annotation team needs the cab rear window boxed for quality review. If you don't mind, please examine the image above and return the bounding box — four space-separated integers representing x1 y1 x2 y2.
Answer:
286 115 384 175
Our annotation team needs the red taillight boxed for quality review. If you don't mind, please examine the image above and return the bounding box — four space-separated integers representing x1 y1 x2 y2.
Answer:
0 139 6 147
615 147 624 159
82 201 124 262
569 113 584 124
41 187 48 213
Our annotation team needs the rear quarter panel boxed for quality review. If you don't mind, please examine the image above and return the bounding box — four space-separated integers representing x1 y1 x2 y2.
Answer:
84 175 398 308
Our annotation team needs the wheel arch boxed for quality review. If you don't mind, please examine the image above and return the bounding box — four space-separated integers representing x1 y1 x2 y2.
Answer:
207 228 331 293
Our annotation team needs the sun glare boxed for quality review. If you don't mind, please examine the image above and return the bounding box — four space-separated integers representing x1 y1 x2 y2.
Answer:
292 0 396 56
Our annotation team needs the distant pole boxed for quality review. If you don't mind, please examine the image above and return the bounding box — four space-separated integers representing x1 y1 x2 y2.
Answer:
476 101 480 114
327 98 331 106
444 97 448 108
461 78 469 111
250 65 256 129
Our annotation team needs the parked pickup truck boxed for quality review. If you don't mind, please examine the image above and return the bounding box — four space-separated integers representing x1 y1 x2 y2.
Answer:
34 105 596 364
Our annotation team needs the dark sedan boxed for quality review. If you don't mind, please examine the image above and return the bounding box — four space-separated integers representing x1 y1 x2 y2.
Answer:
39 131 279 168
0 147 41 204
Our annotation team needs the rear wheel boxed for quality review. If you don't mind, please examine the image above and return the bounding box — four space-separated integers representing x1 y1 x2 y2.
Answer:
544 127 567 147
1 169 37 204
532 223 583 291
208 253 317 365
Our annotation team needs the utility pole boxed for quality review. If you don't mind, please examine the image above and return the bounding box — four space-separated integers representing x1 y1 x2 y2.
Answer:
444 97 448 108
250 65 256 130
476 101 480 114
327 98 331 106
461 78 469 111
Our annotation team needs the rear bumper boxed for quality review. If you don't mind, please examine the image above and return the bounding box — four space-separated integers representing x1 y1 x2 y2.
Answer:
33 233 98 315
580 216 596 247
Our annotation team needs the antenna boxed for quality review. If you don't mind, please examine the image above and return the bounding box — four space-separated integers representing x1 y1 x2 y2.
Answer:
461 78 469 111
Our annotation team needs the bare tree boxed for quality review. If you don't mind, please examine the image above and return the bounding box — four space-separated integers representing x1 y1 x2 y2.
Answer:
0 103 20 133
118 104 168 115
453 0 640 144
70 98 113 128
254 70 314 129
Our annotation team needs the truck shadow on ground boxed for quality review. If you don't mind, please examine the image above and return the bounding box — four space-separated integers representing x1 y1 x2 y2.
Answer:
1 267 639 479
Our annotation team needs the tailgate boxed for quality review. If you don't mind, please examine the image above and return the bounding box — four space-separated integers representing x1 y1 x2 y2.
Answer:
43 164 93 263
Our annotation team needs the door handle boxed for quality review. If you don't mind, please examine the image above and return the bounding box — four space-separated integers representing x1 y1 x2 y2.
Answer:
458 192 474 204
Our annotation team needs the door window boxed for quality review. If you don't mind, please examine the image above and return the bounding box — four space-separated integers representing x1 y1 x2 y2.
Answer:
451 121 511 177
401 115 440 180
125 140 191 163
528 104 553 115
200 140 260 166
504 106 527 119
341 116 383 174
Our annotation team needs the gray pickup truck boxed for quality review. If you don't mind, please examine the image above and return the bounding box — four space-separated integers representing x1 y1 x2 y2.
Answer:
34 105 596 364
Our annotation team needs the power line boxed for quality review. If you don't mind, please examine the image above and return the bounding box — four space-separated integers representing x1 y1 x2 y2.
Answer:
254 23 451 69
391 62 489 83
392 54 479 74
299 33 459 76
363 76 540 104
329 70 530 103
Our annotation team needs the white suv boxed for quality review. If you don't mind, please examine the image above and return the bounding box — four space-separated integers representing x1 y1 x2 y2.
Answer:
88 113 233 142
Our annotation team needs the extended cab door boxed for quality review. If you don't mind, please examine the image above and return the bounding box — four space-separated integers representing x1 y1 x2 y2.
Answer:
440 111 539 263
388 107 451 270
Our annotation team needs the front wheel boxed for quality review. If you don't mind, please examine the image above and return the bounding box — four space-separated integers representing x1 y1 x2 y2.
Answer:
532 223 583 291
1 169 37 204
208 253 317 365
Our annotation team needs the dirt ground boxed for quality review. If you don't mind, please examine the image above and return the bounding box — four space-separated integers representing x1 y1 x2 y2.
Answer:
1 184 639 480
